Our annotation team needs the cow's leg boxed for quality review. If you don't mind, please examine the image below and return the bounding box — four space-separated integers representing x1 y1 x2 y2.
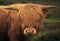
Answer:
8 22 20 41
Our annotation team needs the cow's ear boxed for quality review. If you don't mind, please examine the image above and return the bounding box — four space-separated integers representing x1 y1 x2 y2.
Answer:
42 8 48 15
4 8 18 12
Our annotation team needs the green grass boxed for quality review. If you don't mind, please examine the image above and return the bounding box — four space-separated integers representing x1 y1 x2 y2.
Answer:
32 31 46 41
32 30 60 41
43 18 60 23
43 18 60 30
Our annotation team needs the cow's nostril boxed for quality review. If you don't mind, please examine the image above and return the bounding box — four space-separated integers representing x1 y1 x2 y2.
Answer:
26 30 27 33
32 30 34 33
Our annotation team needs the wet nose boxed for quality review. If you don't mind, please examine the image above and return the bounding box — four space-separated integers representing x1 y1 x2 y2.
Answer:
24 28 37 35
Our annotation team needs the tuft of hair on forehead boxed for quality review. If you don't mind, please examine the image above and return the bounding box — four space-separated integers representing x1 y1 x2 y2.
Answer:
19 3 44 19
8 3 43 14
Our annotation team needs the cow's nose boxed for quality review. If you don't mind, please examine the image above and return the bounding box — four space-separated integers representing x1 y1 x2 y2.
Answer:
26 28 34 34
24 28 37 35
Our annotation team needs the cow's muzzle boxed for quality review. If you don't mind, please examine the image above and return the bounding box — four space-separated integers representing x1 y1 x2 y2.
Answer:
24 27 37 35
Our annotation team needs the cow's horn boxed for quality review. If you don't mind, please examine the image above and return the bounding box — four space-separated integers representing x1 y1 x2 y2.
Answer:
41 5 57 9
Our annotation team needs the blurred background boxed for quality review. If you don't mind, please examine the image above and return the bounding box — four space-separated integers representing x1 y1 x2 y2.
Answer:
0 0 60 41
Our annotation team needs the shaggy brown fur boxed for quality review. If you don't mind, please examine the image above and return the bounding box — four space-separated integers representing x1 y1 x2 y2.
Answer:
0 8 18 41
0 3 56 41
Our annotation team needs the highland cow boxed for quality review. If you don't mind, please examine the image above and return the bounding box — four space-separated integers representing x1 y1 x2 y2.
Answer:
0 3 56 41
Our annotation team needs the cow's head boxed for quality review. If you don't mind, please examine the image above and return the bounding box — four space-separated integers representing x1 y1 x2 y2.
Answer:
4 4 56 35
23 4 56 35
